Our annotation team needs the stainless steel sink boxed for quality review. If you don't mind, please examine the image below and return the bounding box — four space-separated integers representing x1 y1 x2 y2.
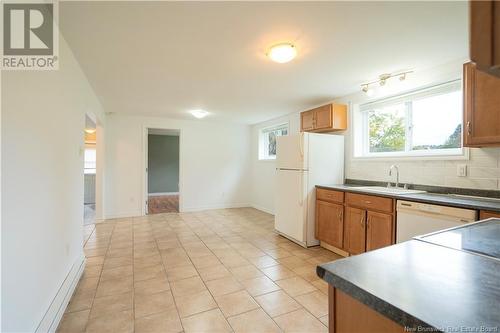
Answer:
354 186 426 195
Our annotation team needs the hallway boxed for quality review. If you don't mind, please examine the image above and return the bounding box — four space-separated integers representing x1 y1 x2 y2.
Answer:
148 195 179 214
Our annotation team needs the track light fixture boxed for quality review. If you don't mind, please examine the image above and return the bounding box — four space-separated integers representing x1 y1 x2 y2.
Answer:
361 70 412 95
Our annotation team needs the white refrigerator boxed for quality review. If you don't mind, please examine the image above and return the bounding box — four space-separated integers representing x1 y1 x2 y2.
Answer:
275 132 344 247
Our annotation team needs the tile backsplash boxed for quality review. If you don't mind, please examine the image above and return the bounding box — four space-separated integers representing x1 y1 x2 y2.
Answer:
346 148 500 190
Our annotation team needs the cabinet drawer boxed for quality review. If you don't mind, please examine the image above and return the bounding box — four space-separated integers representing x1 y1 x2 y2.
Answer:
317 188 344 203
480 210 500 219
345 193 393 213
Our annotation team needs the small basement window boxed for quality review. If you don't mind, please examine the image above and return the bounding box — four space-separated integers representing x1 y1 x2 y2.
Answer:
354 80 464 159
84 147 96 174
259 123 289 160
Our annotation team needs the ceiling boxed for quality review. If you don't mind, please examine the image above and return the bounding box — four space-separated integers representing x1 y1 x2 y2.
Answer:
60 1 468 124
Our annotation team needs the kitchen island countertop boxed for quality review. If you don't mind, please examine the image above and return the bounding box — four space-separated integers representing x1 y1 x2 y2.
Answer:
317 219 500 331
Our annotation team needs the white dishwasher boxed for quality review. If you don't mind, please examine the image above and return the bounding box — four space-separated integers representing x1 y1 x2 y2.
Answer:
396 200 478 243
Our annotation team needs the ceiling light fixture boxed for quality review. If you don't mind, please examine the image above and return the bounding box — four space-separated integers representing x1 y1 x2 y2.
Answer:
189 109 209 119
362 84 374 96
361 70 413 95
267 43 297 63
84 128 96 134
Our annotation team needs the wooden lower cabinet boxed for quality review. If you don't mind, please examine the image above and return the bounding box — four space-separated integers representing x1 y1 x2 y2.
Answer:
366 211 394 251
329 286 405 333
480 210 500 219
315 188 396 256
316 201 344 249
344 207 366 255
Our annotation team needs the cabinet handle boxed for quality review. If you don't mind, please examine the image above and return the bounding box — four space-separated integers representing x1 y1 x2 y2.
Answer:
360 216 365 227
338 210 343 220
467 121 472 135
367 217 371 229
365 201 372 204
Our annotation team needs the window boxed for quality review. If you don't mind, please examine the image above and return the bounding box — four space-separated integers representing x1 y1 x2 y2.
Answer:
259 123 289 160
357 81 463 158
84 147 96 174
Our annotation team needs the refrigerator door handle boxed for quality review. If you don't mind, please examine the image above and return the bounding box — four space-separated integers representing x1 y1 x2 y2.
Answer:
299 170 303 206
299 132 304 159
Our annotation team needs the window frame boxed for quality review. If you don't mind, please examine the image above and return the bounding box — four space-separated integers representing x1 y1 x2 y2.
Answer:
258 122 289 161
356 80 466 160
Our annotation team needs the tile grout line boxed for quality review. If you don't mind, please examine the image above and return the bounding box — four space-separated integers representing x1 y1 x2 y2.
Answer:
82 221 116 332
154 214 189 333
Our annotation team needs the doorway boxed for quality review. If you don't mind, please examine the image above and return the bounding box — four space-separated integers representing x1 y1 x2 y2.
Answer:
146 128 180 214
84 115 97 224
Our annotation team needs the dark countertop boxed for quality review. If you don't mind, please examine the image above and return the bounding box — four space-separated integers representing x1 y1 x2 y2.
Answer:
317 219 500 331
316 184 500 213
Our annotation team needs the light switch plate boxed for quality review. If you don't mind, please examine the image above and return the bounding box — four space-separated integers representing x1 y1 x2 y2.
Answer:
457 164 467 177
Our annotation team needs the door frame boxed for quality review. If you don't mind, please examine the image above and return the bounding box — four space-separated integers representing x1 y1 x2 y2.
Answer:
85 112 104 222
142 126 182 215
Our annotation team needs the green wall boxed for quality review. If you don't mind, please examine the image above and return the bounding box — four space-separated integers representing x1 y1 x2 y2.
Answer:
148 134 179 193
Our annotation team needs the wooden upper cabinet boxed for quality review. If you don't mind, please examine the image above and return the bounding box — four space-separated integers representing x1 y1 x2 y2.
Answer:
344 206 366 255
300 103 347 133
463 62 500 147
366 211 394 251
314 104 334 130
316 200 344 249
470 1 500 77
300 111 315 131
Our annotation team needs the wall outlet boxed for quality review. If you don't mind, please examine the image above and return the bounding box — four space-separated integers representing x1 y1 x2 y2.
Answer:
457 164 467 177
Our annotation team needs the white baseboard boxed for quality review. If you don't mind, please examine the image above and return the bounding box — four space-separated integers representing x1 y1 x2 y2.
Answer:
148 192 179 196
250 204 275 215
104 210 142 219
180 202 251 213
104 204 255 218
36 254 86 333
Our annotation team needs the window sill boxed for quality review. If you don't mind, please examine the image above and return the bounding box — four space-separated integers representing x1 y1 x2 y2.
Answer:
351 148 469 162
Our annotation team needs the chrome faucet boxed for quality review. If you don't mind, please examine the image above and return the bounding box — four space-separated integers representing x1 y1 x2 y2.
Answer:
388 165 400 188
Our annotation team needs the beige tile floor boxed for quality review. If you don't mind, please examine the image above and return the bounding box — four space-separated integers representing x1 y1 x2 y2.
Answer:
58 208 341 333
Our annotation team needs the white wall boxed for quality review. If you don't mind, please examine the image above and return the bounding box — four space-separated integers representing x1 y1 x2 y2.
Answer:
250 113 301 214
1 35 104 331
104 114 251 217
250 60 500 214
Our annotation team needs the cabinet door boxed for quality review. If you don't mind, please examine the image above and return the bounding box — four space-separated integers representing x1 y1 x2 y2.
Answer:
314 105 333 130
332 104 348 130
495 3 500 71
366 211 394 251
344 206 366 255
301 111 315 131
316 201 344 248
463 62 500 147
470 1 500 76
